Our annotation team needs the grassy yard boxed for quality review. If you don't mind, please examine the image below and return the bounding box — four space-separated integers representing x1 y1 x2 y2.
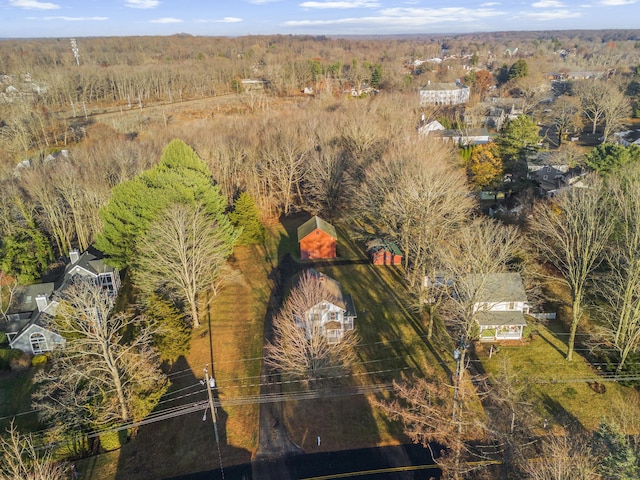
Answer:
479 319 640 433
275 214 456 452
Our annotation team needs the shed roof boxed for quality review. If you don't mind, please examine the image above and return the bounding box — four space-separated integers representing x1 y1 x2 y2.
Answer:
367 238 402 257
297 216 337 242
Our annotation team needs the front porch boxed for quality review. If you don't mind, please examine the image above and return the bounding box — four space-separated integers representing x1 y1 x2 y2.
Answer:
477 311 527 342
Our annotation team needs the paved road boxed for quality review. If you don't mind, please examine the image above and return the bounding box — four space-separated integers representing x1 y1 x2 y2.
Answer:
164 444 440 480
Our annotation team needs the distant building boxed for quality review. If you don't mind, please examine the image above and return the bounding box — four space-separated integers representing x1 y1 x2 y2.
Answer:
419 81 470 106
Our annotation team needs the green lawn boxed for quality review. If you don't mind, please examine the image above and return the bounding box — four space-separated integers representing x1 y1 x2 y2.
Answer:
479 319 640 432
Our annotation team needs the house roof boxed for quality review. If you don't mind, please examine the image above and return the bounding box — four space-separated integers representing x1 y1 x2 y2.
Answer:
304 269 356 317
65 249 115 277
297 216 337 242
476 310 527 327
468 273 528 303
420 82 469 91
10 282 55 313
5 247 116 349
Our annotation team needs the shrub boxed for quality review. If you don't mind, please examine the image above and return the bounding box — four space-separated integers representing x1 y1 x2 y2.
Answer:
31 354 48 366
10 351 31 371
99 429 129 452
0 348 23 370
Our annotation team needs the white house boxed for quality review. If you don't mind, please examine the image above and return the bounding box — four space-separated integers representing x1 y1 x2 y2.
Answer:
419 81 470 106
5 248 120 354
296 269 356 344
468 273 529 342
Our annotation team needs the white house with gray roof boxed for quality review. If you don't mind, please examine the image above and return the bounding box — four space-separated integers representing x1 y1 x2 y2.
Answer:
296 269 356 344
468 273 529 342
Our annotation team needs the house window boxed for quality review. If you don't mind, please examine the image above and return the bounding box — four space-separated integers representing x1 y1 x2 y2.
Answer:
30 332 47 354
329 311 337 321
344 318 354 330
543 175 548 181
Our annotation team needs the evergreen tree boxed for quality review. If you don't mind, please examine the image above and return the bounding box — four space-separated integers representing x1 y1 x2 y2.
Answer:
95 139 233 269
0 227 53 284
585 143 640 175
593 422 640 480
497 115 540 162
229 192 265 246
143 293 191 365
508 59 528 79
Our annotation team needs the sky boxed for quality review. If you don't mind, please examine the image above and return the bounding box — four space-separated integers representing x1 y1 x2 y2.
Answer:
0 0 639 38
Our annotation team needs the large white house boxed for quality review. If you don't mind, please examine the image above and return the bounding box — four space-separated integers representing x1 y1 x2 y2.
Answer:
296 269 356 344
5 248 120 354
468 273 529 342
419 81 470 106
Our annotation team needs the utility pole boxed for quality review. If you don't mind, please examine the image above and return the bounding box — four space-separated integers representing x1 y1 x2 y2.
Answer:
204 366 225 480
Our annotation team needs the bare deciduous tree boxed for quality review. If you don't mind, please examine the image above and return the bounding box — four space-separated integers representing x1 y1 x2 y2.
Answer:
376 367 486 480
520 433 600 480
601 82 631 144
135 202 237 328
594 165 640 372
33 280 167 432
265 270 358 384
529 176 614 361
0 422 68 480
0 271 18 324
575 80 609 135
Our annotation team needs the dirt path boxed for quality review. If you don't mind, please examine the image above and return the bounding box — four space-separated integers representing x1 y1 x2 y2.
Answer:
253 254 304 460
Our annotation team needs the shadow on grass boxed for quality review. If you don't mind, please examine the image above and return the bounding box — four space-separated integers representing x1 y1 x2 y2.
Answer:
104 355 251 480
539 392 584 431
537 328 568 358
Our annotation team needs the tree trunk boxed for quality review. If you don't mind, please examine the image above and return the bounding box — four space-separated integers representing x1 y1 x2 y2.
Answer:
566 295 581 361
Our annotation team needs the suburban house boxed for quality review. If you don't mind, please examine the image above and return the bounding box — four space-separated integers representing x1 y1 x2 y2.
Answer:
417 117 445 136
468 273 529 342
296 269 356 344
5 248 120 354
528 164 586 198
419 81 470 106
366 238 403 266
298 216 337 260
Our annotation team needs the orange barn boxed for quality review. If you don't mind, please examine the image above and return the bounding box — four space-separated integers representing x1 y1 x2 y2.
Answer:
297 216 337 260
366 238 403 266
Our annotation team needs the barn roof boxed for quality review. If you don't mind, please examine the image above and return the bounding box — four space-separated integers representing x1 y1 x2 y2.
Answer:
297 216 337 242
